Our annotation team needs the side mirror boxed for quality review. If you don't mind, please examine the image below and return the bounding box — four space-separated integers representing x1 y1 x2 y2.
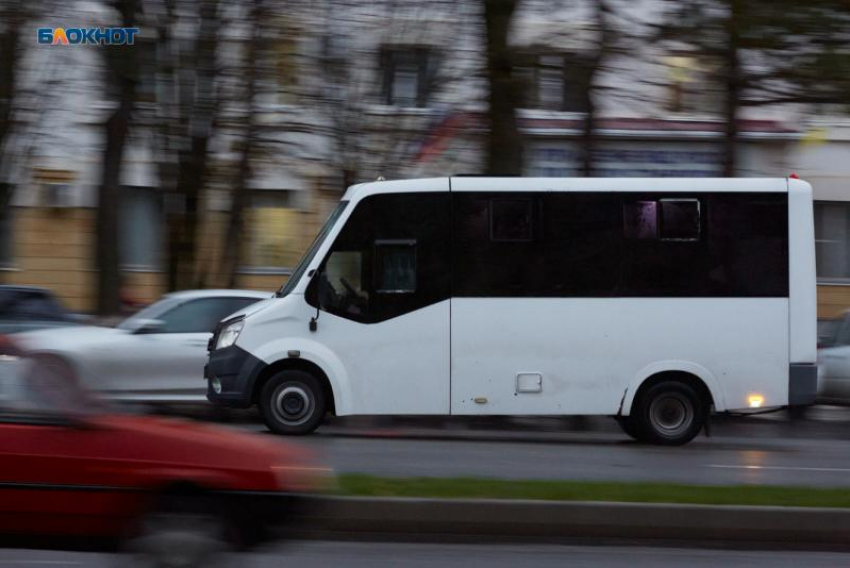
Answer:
309 268 330 332
131 319 165 335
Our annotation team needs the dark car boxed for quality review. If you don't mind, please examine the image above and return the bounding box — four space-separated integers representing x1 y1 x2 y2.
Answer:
0 286 80 334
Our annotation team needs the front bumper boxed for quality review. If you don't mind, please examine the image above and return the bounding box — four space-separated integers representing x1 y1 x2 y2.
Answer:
205 344 267 408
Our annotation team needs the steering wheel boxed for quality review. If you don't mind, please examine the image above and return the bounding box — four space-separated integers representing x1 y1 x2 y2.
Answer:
339 277 358 297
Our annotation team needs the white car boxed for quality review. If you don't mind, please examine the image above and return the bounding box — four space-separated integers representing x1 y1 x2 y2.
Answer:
16 289 269 403
817 311 850 404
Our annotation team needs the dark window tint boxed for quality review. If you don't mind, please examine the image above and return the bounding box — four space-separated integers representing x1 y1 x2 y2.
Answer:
455 191 787 298
157 297 259 333
623 199 701 241
0 290 68 321
661 199 700 240
623 201 658 239
308 193 450 323
454 193 620 297
375 240 417 293
620 193 787 297
491 199 533 242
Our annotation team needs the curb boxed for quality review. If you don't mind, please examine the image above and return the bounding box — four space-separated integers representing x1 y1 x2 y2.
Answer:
293 496 850 547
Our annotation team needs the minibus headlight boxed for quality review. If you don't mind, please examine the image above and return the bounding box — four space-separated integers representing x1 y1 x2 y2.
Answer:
215 320 244 350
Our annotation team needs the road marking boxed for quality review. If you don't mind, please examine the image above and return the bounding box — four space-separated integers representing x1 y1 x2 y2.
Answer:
709 464 850 473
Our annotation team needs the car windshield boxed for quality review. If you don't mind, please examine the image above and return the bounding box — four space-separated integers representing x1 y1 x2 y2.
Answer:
276 200 349 298
0 355 105 419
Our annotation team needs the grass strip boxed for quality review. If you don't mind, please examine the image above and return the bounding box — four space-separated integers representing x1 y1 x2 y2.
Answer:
338 474 850 508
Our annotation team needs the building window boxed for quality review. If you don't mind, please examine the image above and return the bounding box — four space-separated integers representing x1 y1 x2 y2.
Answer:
0 204 12 267
380 47 432 108
243 191 303 271
518 53 585 112
815 201 850 282
120 187 162 269
664 55 724 115
136 39 157 103
275 36 299 105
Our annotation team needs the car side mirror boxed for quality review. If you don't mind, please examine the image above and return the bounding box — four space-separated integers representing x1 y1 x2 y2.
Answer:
131 319 165 335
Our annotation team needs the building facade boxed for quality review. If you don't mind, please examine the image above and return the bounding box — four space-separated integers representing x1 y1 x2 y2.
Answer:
1 0 848 316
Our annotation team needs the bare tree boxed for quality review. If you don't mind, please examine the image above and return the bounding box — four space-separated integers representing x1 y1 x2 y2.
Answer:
96 0 139 315
577 0 615 177
482 0 524 175
657 0 850 176
0 0 34 276
219 0 264 286
148 0 222 290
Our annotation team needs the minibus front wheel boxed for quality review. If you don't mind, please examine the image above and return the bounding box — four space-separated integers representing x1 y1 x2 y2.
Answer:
259 370 326 435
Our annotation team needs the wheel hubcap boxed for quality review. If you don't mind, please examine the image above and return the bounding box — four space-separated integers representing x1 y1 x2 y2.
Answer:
649 393 693 437
273 385 313 426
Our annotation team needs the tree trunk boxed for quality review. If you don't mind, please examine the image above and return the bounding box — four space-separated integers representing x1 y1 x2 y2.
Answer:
221 0 261 288
721 0 742 177
483 0 523 176
0 1 23 282
166 0 219 291
96 0 137 315
578 0 612 178
579 87 596 177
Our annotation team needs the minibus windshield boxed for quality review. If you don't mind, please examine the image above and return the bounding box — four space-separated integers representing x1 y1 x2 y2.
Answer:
276 200 349 298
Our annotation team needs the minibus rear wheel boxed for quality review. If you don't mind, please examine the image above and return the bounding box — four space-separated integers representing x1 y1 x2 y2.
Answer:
259 370 326 435
635 381 706 446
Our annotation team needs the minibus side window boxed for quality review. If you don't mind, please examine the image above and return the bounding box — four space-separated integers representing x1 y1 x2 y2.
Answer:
375 240 417 294
490 199 534 242
623 198 700 241
307 193 450 323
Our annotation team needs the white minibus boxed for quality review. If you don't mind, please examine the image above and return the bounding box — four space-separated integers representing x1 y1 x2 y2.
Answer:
206 177 817 445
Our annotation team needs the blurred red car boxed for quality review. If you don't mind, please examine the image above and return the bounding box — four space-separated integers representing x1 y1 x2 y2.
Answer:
0 336 329 563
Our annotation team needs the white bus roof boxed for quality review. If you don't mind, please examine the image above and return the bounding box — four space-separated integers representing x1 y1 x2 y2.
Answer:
343 177 805 201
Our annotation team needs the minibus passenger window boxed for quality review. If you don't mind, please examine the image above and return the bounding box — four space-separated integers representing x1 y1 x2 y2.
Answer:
375 240 417 293
623 201 658 239
490 199 533 242
660 199 700 241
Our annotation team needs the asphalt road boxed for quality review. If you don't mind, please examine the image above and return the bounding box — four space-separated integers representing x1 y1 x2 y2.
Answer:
2 542 849 567
207 406 850 487
286 432 850 487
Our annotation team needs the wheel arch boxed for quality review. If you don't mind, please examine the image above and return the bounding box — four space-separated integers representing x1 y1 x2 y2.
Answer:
621 361 724 416
251 357 337 415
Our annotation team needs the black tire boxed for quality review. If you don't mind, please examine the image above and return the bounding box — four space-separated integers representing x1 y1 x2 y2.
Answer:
259 370 325 435
122 494 232 567
634 381 707 446
616 415 645 442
